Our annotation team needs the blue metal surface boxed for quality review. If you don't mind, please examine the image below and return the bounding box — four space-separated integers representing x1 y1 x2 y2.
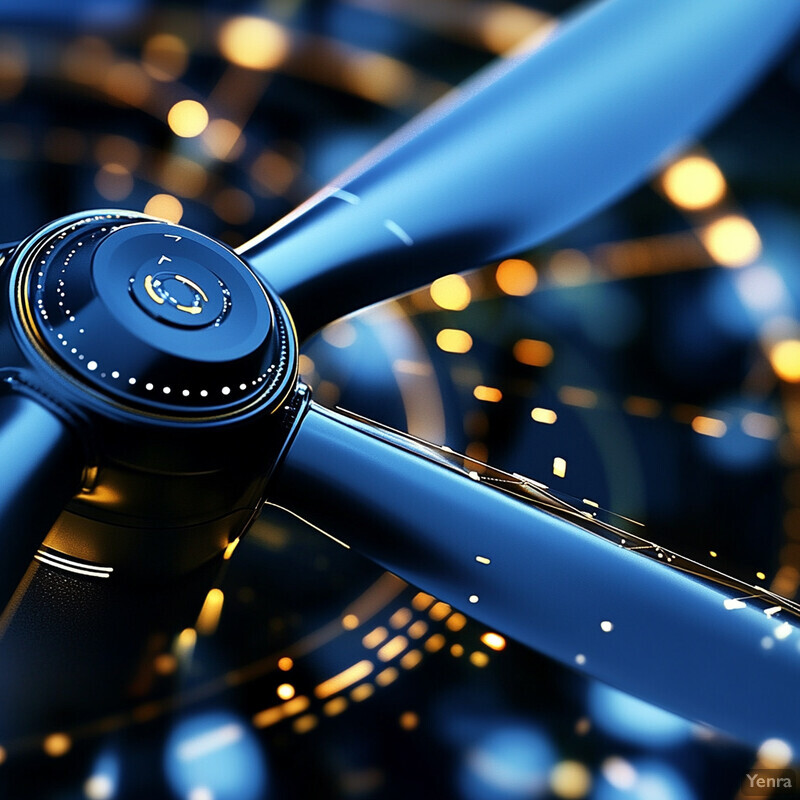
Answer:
271 403 800 750
240 0 800 338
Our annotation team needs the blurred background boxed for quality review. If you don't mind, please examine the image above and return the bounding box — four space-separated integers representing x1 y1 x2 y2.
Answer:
1 0 800 798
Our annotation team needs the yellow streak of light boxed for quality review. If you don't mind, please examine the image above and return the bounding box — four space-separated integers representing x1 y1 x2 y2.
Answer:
375 667 399 686
469 651 489 667
362 627 388 649
400 649 423 670
174 627 197 659
323 697 348 717
770 339 800 383
315 660 374 699
142 33 188 81
436 328 473 353
553 457 567 478
252 707 282 729
445 613 467 632
513 338 553 367
167 99 209 138
389 608 412 629
412 592 434 611
377 635 408 662
756 571 767 581
623 396 662 418
407 620 428 639
276 683 295 701
424 633 445 653
218 17 290 70
496 258 538 296
691 416 727 438
223 538 240 560
143 193 183 223
558 386 598 408
278 657 293 672
661 155 726 210
550 759 593 799
350 683 374 702
292 714 318 734
430 274 471 310
479 5 555 53
341 614 359 630
473 385 503 402
428 601 451 621
196 588 224 636
480 632 506 651
701 215 761 267
344 53 416 107
252 695 310 728
531 407 557 424
43 733 71 757
0 745 7 764
450 644 464 657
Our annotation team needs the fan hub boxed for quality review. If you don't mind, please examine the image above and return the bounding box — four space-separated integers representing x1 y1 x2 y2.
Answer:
0 211 305 576
12 211 291 418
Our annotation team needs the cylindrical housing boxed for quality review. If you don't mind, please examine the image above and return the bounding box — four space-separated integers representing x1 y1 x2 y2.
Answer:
0 390 82 614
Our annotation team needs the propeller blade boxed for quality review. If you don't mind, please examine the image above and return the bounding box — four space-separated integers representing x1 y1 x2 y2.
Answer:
240 0 800 339
0 391 82 617
268 402 800 749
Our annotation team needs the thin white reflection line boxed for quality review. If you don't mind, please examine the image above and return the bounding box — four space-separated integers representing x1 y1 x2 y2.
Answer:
34 555 111 579
37 550 114 572
384 219 414 246
264 501 351 549
332 188 360 205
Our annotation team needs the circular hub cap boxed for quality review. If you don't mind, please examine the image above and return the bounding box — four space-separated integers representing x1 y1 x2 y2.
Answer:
13 212 294 417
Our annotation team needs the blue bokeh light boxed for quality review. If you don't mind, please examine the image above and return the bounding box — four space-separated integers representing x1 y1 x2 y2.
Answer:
458 723 557 800
588 683 693 748
85 749 121 799
164 710 268 800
